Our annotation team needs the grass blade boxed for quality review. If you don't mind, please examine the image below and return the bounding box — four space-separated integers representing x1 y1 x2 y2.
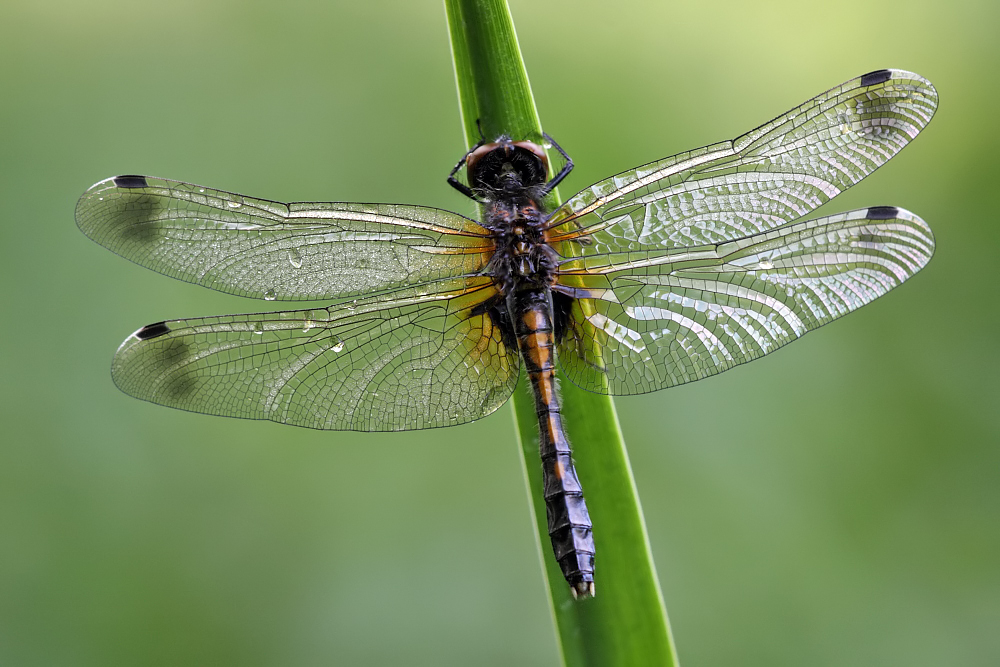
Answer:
444 1 678 664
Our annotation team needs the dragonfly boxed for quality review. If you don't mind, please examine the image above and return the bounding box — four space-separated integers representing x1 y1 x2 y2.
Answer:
77 69 937 598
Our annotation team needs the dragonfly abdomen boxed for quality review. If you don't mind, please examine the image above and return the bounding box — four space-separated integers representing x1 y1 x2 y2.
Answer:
508 287 595 598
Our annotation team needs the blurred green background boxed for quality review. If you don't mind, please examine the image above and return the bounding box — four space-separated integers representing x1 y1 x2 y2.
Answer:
2 0 997 665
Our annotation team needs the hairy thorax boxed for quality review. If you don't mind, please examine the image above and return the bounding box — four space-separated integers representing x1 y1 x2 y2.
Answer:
486 192 558 292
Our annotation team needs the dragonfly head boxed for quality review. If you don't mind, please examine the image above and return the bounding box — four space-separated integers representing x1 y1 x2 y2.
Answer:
466 136 549 194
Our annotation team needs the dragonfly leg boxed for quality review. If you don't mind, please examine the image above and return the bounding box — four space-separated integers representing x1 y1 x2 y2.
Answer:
539 132 574 196
448 132 487 202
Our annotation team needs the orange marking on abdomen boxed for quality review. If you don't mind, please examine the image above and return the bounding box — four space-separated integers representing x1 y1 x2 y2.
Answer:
541 410 561 444
524 335 552 370
521 308 547 331
534 371 556 406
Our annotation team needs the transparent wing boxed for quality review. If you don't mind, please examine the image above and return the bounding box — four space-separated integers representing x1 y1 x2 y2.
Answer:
546 69 937 250
77 176 492 301
111 278 519 431
554 207 933 395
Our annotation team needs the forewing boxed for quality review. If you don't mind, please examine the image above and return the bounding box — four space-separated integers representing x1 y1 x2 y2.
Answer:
547 70 937 250
555 207 933 395
77 176 492 301
111 278 519 431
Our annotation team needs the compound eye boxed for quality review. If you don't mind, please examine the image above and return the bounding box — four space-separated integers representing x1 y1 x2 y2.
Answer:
512 141 549 174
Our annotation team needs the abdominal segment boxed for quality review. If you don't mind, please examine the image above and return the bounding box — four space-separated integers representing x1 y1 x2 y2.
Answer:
509 287 595 597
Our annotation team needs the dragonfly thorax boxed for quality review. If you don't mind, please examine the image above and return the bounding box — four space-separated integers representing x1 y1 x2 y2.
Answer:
487 195 557 290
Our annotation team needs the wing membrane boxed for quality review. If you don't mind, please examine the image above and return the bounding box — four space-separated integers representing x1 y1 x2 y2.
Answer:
555 207 933 395
77 176 492 301
111 278 518 431
547 70 937 251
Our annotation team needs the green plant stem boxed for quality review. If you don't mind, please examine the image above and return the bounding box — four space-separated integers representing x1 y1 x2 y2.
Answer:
444 1 677 665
